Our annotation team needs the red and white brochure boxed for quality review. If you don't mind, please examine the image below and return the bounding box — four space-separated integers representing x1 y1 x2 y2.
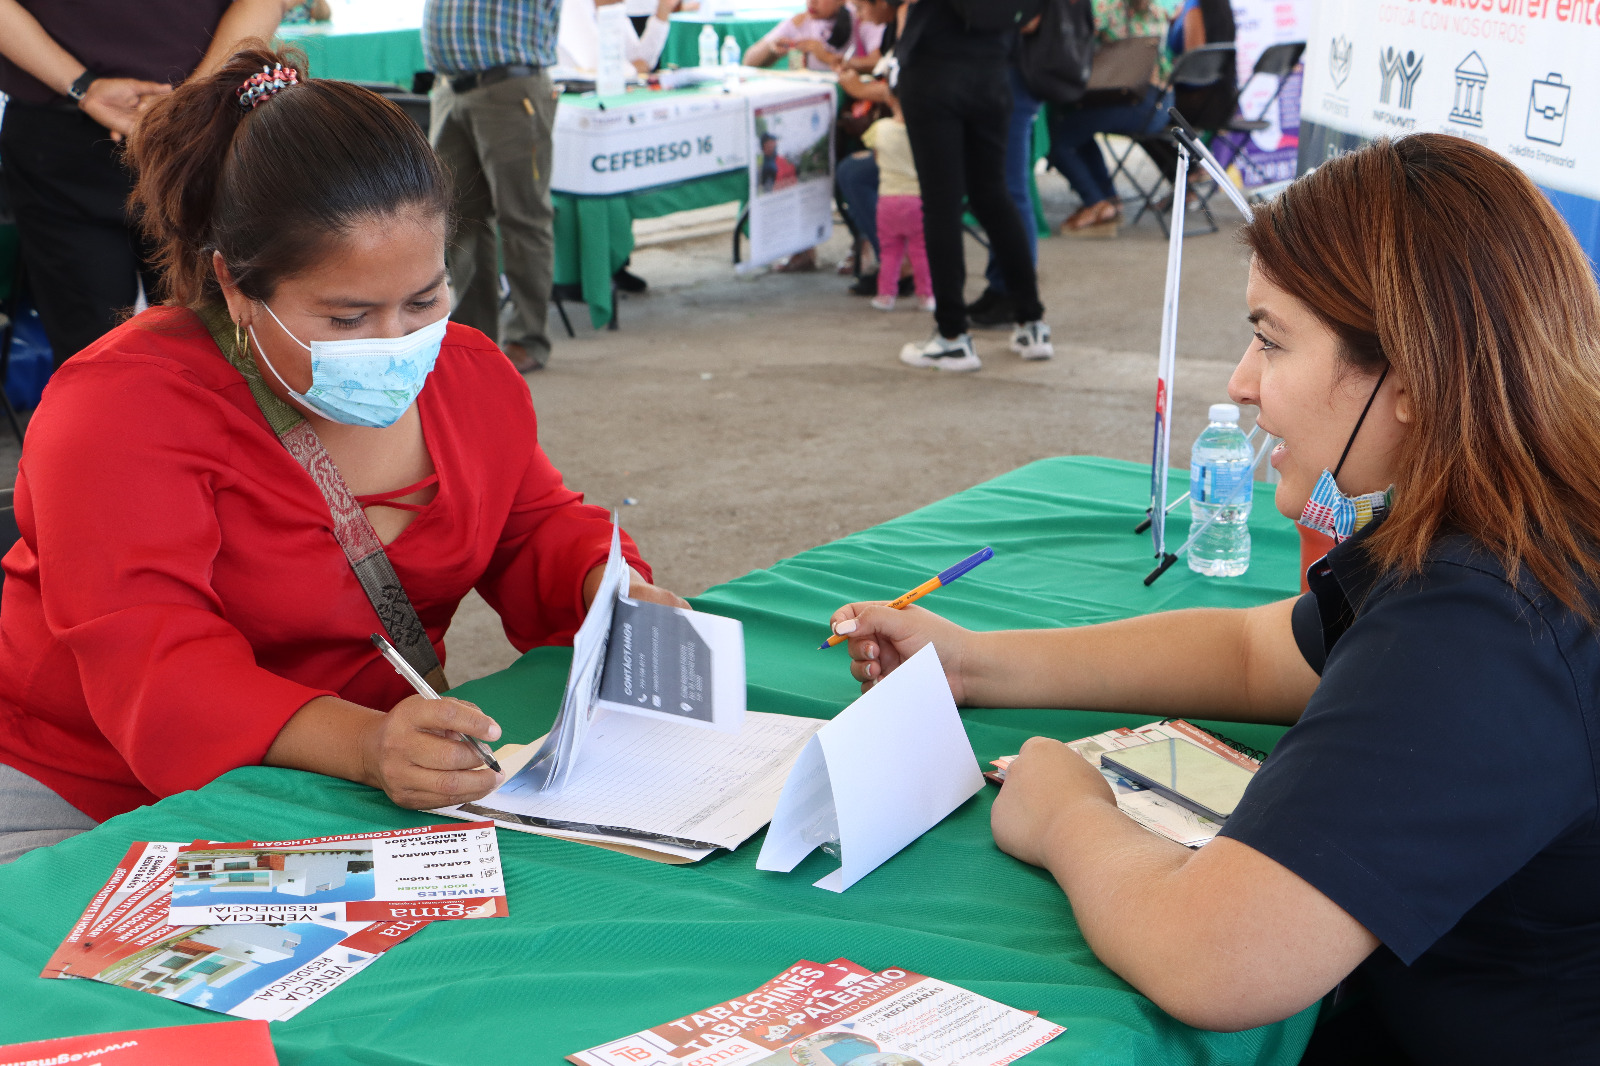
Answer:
0 1020 277 1066
167 823 508 925
41 842 432 1022
569 958 1065 1066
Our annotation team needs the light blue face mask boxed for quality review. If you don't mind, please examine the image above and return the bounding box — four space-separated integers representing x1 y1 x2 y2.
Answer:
251 302 448 429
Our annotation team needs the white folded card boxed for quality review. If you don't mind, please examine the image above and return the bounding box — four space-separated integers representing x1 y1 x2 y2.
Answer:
756 643 983 891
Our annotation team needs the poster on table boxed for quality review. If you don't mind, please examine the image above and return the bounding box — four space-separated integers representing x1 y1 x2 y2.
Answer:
1297 0 1600 261
740 86 835 272
1227 0 1312 187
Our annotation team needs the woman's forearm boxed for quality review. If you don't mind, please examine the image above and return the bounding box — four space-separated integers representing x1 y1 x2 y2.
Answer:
192 0 288 80
962 597 1314 723
264 695 383 785
0 0 85 93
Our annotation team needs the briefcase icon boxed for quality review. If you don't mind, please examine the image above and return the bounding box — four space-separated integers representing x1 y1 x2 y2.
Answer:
1526 73 1570 146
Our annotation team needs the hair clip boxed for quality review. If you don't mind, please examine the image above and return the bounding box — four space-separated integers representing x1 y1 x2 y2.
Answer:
236 63 300 111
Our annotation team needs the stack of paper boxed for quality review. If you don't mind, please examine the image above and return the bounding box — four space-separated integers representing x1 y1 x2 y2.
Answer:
40 824 507 1021
989 720 1261 848
568 957 1065 1066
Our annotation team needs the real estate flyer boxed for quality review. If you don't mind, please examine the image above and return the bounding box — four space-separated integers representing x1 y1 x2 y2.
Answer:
0 1020 277 1066
569 958 1065 1066
167 822 508 925
41 841 432 1022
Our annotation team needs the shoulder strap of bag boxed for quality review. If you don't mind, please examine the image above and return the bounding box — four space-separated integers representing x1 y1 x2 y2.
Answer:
197 302 449 692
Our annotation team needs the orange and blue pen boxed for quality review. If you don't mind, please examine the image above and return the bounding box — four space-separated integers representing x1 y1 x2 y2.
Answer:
819 547 995 649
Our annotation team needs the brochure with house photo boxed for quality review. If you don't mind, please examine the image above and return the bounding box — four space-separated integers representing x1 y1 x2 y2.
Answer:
41 841 431 1022
167 823 508 926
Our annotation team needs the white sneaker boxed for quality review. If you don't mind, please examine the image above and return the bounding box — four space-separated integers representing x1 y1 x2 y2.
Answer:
899 333 981 372
870 295 896 311
1010 320 1053 360
918 296 937 312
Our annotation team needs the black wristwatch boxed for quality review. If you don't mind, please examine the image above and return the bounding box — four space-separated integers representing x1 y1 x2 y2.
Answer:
66 69 97 103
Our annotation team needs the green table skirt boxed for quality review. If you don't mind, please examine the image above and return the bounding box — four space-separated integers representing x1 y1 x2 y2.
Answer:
279 27 426 89
553 169 749 329
0 457 1315 1063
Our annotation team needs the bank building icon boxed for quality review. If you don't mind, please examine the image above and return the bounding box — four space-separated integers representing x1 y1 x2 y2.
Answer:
1451 52 1487 126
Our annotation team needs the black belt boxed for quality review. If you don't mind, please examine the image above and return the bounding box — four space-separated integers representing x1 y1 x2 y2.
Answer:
449 63 540 93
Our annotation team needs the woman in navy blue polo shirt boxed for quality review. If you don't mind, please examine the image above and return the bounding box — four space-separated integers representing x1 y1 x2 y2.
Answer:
828 134 1600 1065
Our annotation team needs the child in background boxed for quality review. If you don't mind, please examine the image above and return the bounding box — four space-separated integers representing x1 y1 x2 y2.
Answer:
863 97 933 313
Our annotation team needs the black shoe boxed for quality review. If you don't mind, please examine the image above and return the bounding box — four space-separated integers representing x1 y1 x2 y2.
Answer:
967 288 1016 329
613 267 648 294
849 272 879 296
898 275 915 297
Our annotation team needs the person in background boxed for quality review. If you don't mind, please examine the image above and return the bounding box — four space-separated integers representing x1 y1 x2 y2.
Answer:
558 0 678 75
834 0 903 293
1046 0 1182 235
965 21 1044 329
0 46 686 865
625 0 694 35
743 0 883 74
862 96 932 313
830 135 1600 1065
0 0 290 367
894 0 1052 373
424 0 560 373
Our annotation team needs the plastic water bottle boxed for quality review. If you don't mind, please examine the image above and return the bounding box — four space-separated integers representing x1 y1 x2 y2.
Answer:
1188 403 1253 577
720 33 742 68
698 23 720 68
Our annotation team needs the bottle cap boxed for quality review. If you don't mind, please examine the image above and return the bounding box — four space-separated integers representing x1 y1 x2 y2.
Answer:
1208 403 1240 423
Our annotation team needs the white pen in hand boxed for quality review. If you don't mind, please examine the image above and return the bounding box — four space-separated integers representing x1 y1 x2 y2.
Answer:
369 633 504 774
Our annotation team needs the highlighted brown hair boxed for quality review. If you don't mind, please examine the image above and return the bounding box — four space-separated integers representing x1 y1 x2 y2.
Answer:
127 42 450 307
1244 134 1600 617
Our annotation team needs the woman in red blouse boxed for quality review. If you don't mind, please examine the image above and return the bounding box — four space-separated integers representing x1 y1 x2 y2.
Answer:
0 46 685 863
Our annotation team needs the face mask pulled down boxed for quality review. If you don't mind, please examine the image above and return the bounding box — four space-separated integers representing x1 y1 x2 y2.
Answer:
251 302 447 429
1296 365 1394 544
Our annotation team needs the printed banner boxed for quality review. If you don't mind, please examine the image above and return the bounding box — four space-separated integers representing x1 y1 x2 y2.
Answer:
551 91 749 196
741 86 835 272
1298 0 1600 260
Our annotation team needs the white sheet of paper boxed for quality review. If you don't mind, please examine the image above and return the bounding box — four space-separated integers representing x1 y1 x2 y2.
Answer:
519 522 628 792
756 644 984 892
455 710 822 851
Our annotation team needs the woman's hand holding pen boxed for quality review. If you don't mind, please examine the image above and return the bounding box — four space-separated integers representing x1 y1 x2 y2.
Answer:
359 695 505 810
828 603 974 701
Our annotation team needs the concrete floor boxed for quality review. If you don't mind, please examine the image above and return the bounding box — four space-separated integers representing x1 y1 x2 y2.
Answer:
440 167 1261 682
0 166 1262 687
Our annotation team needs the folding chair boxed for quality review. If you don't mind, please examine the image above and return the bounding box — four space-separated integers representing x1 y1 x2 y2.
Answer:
1209 41 1306 186
1102 43 1237 237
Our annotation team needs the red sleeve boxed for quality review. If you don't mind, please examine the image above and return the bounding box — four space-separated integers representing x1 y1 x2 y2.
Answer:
25 357 336 799
472 388 651 650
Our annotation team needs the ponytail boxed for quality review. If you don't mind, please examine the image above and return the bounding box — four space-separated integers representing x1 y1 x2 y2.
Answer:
127 41 450 307
828 6 853 50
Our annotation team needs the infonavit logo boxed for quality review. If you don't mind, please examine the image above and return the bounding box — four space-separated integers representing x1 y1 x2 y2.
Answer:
1378 46 1424 109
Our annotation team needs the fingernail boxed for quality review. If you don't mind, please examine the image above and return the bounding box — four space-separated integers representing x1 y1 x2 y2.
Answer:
488 722 502 741
865 644 877 660
833 619 858 636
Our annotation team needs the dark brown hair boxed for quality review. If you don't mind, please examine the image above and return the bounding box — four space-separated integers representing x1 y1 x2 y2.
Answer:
127 42 450 306
1244 134 1600 618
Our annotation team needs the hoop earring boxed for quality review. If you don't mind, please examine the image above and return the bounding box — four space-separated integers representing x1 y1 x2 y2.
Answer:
234 320 248 359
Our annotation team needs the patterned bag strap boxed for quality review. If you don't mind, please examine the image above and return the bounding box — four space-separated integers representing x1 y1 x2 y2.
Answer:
198 303 449 692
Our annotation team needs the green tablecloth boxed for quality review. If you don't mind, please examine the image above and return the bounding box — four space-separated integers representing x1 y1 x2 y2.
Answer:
0 456 1315 1063
278 24 425 89
554 169 748 329
661 15 782 71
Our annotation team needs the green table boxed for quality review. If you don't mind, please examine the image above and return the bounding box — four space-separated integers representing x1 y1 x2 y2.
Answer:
661 14 782 71
554 169 747 330
278 10 424 89
0 456 1315 1063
